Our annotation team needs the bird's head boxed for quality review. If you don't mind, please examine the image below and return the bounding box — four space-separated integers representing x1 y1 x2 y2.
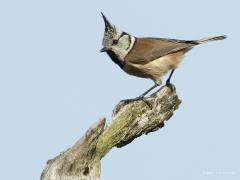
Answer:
100 13 133 60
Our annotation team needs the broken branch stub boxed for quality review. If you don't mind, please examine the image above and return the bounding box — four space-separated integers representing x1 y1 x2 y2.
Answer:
41 85 181 180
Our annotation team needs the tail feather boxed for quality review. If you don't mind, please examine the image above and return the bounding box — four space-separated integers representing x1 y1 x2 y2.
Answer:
196 35 227 44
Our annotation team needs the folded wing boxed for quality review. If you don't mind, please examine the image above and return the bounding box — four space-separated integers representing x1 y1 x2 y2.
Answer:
124 37 196 64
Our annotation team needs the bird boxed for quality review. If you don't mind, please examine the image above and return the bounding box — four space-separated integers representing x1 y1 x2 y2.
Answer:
100 13 226 101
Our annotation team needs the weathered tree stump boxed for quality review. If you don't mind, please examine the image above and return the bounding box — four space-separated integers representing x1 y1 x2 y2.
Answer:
41 85 181 180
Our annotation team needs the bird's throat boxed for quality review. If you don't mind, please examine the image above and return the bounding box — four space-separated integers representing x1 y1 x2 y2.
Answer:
106 50 125 69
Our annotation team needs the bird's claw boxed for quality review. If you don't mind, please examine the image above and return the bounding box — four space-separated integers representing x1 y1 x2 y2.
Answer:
120 96 152 109
166 80 171 85
165 82 175 91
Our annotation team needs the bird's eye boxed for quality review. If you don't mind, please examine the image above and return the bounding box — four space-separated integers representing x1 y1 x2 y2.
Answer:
112 39 118 45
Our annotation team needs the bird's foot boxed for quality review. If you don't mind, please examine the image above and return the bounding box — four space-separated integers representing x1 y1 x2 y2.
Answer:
165 79 171 85
120 96 152 109
165 81 175 91
120 95 144 104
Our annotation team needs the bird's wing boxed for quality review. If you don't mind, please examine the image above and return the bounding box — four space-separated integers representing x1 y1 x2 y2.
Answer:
124 37 196 64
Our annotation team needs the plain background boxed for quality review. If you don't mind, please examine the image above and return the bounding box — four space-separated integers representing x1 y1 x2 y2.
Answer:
0 0 239 179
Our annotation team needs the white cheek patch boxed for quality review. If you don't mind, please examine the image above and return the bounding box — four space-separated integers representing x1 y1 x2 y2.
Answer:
121 36 135 59
112 36 135 60
118 36 128 49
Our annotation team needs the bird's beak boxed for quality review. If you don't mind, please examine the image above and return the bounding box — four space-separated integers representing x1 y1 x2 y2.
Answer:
100 47 107 52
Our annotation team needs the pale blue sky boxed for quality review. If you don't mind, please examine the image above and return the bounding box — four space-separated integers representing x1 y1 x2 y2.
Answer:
0 0 239 179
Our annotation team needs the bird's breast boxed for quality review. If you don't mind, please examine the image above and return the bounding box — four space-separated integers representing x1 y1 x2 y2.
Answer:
123 51 185 81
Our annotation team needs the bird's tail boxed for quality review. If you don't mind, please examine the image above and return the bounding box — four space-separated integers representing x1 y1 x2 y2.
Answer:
196 35 227 44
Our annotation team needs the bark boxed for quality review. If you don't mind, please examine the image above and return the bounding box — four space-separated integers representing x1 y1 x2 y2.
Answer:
40 85 181 180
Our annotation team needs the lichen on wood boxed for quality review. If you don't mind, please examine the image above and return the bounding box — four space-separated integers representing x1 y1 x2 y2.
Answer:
41 84 181 180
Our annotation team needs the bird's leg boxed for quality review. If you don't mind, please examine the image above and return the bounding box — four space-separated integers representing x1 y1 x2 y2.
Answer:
137 83 160 99
166 69 175 85
149 70 176 97
121 84 159 104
